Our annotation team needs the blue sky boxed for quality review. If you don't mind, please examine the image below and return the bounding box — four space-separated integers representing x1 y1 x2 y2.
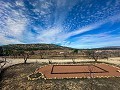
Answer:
0 0 120 48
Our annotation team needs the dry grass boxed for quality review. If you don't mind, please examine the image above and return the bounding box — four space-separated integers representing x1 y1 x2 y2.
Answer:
0 62 120 90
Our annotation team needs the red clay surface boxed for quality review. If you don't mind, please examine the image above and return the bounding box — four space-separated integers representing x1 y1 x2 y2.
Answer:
36 63 120 79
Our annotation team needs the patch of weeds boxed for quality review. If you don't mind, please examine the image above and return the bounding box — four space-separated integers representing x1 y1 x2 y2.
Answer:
28 72 43 80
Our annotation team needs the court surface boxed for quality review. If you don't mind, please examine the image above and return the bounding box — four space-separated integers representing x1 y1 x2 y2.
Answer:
36 63 120 79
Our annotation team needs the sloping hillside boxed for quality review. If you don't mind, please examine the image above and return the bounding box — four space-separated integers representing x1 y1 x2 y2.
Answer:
1 44 73 51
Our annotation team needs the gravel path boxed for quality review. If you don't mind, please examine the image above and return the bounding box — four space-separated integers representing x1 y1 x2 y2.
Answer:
0 57 120 69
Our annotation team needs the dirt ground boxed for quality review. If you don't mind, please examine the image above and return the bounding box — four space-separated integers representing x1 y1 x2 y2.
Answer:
1 57 120 69
1 62 120 90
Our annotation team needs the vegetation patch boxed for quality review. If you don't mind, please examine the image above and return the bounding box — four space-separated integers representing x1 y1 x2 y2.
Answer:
28 72 44 80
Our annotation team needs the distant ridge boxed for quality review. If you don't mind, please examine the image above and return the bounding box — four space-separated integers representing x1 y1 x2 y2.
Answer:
93 46 120 50
1 44 120 50
102 46 120 48
1 44 73 50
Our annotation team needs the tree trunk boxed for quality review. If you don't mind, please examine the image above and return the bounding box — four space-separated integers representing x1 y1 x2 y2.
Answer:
95 59 97 62
24 59 27 64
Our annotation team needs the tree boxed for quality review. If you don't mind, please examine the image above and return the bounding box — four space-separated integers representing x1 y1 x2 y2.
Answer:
71 50 77 64
30 51 35 55
71 49 81 63
84 63 96 90
63 52 67 59
73 49 79 54
20 51 30 64
39 51 44 59
12 50 18 58
23 53 29 64
100 51 109 60
0 47 7 74
0 46 3 56
86 50 100 62
2 48 13 57
0 57 7 74
48 59 52 64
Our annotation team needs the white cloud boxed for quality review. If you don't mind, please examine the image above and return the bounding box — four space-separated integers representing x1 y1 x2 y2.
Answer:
0 1 28 45
0 0 120 47
5 17 27 37
36 27 63 43
0 33 24 45
15 0 24 7
66 32 120 49
61 13 120 39
31 13 120 47
63 24 101 39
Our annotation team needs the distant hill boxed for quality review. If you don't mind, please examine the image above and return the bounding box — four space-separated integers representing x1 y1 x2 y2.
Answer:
1 44 73 51
102 46 120 48
1 44 120 51
93 46 120 50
